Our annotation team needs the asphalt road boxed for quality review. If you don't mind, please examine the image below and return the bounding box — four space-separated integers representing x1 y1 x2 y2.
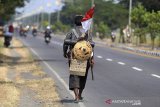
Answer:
17 33 160 107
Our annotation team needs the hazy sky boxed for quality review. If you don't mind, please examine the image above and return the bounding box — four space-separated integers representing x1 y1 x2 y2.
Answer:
16 0 64 15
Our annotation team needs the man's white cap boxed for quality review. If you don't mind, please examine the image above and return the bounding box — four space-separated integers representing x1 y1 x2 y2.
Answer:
47 26 50 29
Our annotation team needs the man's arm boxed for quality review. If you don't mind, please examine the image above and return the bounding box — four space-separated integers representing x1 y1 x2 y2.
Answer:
87 30 93 42
63 31 73 58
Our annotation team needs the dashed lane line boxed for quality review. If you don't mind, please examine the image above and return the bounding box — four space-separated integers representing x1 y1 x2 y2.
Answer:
151 74 160 79
35 37 147 74
106 58 113 61
97 56 103 59
132 67 143 71
117 62 126 65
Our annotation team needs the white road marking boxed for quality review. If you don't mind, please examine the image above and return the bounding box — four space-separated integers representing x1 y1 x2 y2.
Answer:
21 38 86 107
97 56 103 58
106 58 113 61
132 67 143 71
151 74 160 79
117 62 126 65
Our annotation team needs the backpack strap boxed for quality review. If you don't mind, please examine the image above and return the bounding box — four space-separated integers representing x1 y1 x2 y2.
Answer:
72 29 79 39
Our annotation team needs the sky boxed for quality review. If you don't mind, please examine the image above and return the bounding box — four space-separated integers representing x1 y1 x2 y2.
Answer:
16 0 64 15
17 0 118 15
15 0 119 19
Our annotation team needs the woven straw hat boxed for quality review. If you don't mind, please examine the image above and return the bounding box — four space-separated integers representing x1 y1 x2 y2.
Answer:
73 40 92 61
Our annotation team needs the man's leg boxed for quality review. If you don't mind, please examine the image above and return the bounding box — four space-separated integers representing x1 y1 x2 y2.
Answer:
79 89 83 100
74 88 79 102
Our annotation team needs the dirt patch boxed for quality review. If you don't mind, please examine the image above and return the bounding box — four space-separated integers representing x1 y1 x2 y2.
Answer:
25 78 61 107
0 84 20 107
12 39 31 59
0 67 8 81
0 46 20 107
0 38 62 107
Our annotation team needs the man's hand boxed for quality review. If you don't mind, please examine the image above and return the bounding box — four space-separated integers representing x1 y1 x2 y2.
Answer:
63 53 67 58
91 59 94 65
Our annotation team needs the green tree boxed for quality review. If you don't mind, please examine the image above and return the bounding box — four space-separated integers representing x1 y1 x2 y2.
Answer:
60 0 128 39
144 11 160 49
95 1 128 30
0 0 29 21
52 21 70 33
119 0 160 12
131 4 147 45
96 21 111 39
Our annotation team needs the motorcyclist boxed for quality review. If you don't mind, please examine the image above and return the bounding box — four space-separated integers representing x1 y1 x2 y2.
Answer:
44 26 52 44
32 27 37 37
4 24 14 47
44 26 52 38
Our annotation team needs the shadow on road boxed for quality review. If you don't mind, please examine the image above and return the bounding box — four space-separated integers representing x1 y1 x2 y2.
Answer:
0 44 27 48
34 59 65 62
61 98 75 104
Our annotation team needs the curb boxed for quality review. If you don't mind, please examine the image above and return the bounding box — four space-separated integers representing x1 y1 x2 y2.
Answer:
116 45 160 57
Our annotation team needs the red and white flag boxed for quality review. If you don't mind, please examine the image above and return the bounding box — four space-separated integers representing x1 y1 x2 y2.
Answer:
81 6 95 32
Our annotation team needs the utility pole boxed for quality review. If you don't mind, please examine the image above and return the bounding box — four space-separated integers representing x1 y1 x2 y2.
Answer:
47 3 52 26
128 0 132 41
39 6 44 31
56 0 62 22
48 13 51 25
57 10 60 22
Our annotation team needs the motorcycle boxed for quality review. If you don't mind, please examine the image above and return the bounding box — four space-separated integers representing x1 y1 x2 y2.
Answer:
32 29 37 37
32 32 37 37
45 35 51 44
23 30 27 37
19 30 27 38
4 36 12 48
19 30 23 37
44 28 52 45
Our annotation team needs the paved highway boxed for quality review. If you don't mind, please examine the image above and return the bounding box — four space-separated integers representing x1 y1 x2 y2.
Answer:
17 33 160 107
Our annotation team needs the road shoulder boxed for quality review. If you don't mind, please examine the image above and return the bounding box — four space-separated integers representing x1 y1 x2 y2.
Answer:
0 38 62 107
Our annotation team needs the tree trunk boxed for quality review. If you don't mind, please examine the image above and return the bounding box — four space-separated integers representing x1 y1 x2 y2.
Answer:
122 34 125 43
151 36 155 50
136 36 138 46
119 28 123 43
159 36 160 47
140 35 146 44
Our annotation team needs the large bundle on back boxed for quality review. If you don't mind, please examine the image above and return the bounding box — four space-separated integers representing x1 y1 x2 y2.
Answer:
69 40 92 76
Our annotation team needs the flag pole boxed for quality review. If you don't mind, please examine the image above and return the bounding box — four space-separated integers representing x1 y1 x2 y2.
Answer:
91 0 95 80
91 0 94 34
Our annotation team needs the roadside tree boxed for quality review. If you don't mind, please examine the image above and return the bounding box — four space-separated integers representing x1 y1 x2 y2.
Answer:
131 4 147 45
144 11 160 50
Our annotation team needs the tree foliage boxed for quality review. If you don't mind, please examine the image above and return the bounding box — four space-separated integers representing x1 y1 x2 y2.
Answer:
59 0 128 39
131 4 147 44
144 11 160 49
132 3 160 49
119 0 160 12
0 0 29 21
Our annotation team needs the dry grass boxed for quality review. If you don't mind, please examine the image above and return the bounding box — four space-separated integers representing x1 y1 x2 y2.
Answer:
0 49 20 107
15 63 38 72
0 84 20 107
12 39 30 58
25 78 61 107
0 38 62 107
14 39 61 106
0 67 9 82
32 70 47 77
0 42 13 63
